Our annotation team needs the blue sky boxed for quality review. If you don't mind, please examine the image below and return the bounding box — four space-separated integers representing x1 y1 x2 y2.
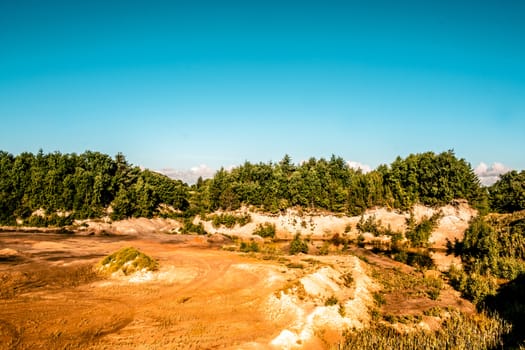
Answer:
1 0 524 181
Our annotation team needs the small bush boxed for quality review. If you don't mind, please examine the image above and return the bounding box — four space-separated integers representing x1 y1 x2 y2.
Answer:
405 212 441 248
447 264 498 305
325 295 339 306
392 250 434 269
330 233 346 246
253 222 276 238
289 233 308 255
240 241 260 253
210 213 252 228
180 219 207 235
341 273 354 288
424 277 443 300
318 241 330 255
357 215 382 236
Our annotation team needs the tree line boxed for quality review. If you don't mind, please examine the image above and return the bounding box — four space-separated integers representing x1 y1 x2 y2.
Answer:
195 150 487 215
1 149 523 226
0 150 188 225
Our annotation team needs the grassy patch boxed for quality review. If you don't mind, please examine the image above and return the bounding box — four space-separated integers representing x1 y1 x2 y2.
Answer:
341 310 510 349
371 266 444 300
99 247 158 275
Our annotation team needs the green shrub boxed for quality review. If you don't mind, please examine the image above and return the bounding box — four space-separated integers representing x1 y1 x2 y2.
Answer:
240 241 259 253
405 212 441 248
210 213 252 228
253 222 276 238
330 233 347 246
289 233 308 255
373 292 386 306
325 295 339 306
357 215 382 236
424 277 443 300
447 265 498 305
180 219 207 235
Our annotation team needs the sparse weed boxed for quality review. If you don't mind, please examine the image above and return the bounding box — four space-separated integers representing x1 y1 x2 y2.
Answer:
325 295 339 306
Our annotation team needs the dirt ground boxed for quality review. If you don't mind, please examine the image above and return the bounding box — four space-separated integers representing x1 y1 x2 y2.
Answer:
2 232 371 350
0 228 473 350
0 232 295 349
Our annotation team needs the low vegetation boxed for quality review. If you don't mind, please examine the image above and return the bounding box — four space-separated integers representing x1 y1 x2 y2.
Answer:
342 310 510 349
252 222 276 238
239 241 260 253
98 247 158 275
209 213 251 228
289 233 308 255
179 219 207 235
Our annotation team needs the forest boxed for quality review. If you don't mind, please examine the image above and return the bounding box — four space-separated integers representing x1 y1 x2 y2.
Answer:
1 149 523 226
0 150 188 225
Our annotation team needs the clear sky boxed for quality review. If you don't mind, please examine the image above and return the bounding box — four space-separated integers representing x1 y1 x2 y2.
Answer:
1 0 524 182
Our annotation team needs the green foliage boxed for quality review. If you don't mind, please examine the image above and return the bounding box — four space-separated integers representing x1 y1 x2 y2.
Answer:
357 215 383 236
484 274 525 348
317 241 330 255
330 233 348 246
447 265 498 305
289 233 308 255
489 170 525 213
252 222 276 238
240 241 259 253
424 277 443 300
385 150 487 210
180 219 207 235
99 247 158 275
0 150 190 224
373 292 386 306
1 150 488 223
210 213 251 228
405 211 441 248
194 151 485 215
451 213 525 309
24 212 74 228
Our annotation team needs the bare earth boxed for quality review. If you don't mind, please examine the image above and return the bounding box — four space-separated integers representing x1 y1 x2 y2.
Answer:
0 203 475 349
0 232 377 350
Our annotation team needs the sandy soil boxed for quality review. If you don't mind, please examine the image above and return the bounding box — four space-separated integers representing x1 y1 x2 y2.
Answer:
0 232 377 350
0 203 476 349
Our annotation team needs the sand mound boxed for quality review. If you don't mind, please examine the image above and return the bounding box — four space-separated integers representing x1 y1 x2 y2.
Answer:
98 247 158 277
267 256 378 349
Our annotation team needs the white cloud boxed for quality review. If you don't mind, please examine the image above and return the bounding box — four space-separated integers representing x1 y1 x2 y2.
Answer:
474 162 511 186
346 160 372 173
159 164 216 184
